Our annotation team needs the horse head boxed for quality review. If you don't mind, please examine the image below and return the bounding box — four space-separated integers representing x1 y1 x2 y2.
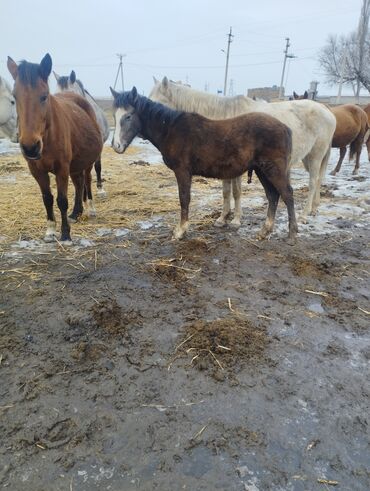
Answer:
148 76 175 107
8 53 52 159
0 76 18 142
110 86 140 153
54 69 84 97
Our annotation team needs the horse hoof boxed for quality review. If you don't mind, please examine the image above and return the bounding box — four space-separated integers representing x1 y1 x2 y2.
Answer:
88 210 97 218
329 170 337 176
214 218 227 228
229 219 241 230
68 216 78 224
43 234 57 243
287 235 297 246
97 189 108 199
60 239 73 246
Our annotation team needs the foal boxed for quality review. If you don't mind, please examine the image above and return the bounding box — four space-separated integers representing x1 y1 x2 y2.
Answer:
111 87 298 242
7 54 102 242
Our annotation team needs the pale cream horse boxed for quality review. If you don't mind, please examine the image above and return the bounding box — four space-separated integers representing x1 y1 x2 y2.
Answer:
149 78 336 226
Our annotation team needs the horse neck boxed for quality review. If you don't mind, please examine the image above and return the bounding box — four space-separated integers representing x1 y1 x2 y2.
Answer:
136 97 181 150
167 84 255 118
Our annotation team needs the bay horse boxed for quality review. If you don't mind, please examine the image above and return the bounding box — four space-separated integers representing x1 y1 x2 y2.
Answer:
7 54 102 242
149 77 336 225
110 87 298 242
293 92 369 175
0 75 18 142
54 70 110 197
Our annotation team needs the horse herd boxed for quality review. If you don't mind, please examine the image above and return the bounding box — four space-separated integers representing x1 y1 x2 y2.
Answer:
0 53 369 244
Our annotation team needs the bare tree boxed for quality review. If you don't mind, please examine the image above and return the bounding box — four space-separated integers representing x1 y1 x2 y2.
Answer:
318 0 370 98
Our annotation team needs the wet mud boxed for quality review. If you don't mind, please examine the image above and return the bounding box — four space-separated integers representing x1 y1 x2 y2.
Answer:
0 145 369 490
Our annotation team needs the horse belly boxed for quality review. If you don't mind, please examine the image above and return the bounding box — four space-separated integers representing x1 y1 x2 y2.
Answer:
332 127 359 148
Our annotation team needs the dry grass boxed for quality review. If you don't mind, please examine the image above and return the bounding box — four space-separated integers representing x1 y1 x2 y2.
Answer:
0 145 186 250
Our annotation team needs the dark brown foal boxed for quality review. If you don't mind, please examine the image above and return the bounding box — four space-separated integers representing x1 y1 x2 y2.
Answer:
111 87 298 242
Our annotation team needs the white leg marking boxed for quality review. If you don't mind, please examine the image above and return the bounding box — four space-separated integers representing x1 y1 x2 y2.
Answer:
44 220 57 242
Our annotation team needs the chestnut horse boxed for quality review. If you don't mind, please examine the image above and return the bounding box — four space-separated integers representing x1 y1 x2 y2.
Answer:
7 54 102 242
293 92 368 175
111 87 298 242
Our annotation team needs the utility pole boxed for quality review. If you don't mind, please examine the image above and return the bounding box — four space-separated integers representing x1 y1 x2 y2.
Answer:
114 53 126 91
278 38 296 99
223 27 234 96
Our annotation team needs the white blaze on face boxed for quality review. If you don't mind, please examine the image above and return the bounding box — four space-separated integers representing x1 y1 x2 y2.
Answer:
112 107 128 153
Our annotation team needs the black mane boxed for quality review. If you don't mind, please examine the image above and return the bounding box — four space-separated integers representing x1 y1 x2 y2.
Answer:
113 92 182 126
57 75 69 89
17 61 42 87
57 76 86 97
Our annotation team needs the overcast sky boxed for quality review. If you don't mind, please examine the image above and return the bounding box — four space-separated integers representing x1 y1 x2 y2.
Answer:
0 0 363 98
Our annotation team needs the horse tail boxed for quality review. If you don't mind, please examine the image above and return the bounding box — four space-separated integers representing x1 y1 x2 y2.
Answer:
363 122 370 144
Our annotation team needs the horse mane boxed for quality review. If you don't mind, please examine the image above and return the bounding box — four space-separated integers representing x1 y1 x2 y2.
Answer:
162 81 252 119
17 61 43 87
114 92 182 126
57 75 69 89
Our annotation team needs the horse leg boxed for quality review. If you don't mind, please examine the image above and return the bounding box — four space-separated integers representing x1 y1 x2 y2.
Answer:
330 146 346 175
352 138 363 175
95 154 107 198
55 171 71 242
214 179 232 227
173 168 192 239
230 176 242 229
254 168 279 240
84 167 96 217
68 172 84 223
312 145 331 215
30 167 57 242
267 172 298 243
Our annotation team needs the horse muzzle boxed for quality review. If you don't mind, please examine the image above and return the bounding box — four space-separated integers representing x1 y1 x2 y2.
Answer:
112 140 128 154
20 140 42 160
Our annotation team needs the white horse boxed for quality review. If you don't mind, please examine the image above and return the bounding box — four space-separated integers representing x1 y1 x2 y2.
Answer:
54 70 110 198
149 77 337 226
0 76 17 142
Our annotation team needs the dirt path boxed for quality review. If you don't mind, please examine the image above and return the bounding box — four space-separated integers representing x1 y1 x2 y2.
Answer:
0 144 369 490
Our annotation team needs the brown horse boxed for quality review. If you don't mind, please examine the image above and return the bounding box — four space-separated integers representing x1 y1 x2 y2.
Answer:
361 103 370 161
330 104 368 175
7 54 103 242
110 87 298 242
293 92 368 175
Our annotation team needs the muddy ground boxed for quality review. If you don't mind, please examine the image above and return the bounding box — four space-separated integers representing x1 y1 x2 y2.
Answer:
0 143 369 490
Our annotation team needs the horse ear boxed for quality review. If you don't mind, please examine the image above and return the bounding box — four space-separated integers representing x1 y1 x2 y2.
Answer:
110 86 119 99
303 91 308 99
131 86 138 103
162 76 169 89
7 56 18 81
153 76 159 84
53 71 60 82
293 91 298 99
39 53 52 81
70 70 76 84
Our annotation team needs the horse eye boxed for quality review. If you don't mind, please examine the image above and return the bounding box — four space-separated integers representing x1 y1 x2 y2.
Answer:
11 100 15 105
40 95 48 103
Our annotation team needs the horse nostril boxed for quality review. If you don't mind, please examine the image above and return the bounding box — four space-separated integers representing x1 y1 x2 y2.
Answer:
21 140 41 159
